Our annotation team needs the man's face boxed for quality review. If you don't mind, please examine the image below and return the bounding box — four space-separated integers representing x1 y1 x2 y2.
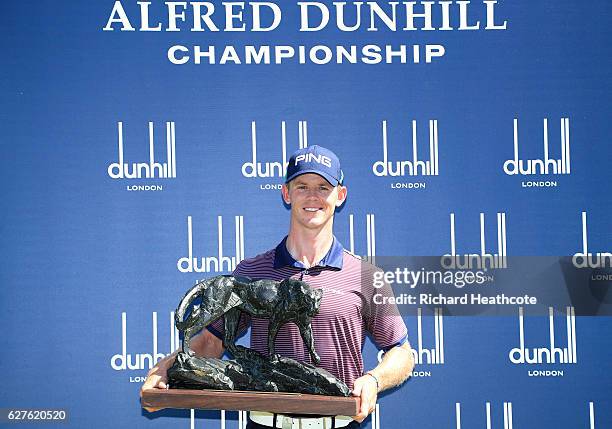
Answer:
281 173 347 231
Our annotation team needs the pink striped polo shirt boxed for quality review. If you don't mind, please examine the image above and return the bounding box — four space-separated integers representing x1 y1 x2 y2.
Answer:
208 236 408 388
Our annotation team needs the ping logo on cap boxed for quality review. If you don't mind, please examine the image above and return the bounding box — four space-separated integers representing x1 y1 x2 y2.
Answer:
294 153 333 167
286 144 343 185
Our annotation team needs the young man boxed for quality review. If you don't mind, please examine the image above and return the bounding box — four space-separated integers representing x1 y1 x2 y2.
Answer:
142 145 414 428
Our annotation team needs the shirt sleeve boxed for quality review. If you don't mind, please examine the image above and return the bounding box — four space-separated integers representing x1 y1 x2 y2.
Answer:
362 263 409 350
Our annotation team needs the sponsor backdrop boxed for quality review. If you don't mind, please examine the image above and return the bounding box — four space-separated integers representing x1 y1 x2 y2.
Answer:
1 1 610 428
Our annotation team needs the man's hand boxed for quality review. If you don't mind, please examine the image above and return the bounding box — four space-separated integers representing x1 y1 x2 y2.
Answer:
139 330 225 412
139 353 177 412
351 374 378 423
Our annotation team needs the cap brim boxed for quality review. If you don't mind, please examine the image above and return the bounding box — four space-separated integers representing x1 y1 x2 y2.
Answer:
286 170 339 186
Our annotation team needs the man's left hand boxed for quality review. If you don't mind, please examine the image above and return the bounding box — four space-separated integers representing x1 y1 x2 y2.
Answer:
351 374 378 423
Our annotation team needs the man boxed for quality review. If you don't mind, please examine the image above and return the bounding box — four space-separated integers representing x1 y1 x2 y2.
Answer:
142 145 414 428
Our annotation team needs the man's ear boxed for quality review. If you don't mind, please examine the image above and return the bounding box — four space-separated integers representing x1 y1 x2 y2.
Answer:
335 185 347 207
281 184 291 204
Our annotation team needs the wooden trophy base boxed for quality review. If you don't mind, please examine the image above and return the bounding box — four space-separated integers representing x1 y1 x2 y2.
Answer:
141 389 359 416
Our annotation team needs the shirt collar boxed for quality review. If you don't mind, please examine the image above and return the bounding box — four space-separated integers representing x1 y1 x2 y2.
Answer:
274 235 344 270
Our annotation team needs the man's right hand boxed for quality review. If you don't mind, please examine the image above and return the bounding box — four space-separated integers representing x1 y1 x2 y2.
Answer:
140 353 177 412
140 330 225 412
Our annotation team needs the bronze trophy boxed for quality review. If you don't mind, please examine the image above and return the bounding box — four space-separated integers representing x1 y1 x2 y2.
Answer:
141 275 358 415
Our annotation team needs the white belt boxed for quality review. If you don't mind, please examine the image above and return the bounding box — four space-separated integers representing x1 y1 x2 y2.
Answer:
249 411 353 429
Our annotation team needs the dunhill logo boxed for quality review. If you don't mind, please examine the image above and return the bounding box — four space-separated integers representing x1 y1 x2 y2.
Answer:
509 307 577 364
372 120 439 177
107 122 177 179
241 121 308 178
503 118 571 176
177 215 245 273
411 308 445 365
110 312 178 371
441 213 507 270
348 213 377 264
573 212 612 268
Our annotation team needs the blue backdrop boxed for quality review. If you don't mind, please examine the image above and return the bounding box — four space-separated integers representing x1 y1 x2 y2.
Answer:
1 1 610 428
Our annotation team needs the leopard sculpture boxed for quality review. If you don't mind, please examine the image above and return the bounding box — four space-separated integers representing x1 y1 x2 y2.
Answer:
175 275 323 364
